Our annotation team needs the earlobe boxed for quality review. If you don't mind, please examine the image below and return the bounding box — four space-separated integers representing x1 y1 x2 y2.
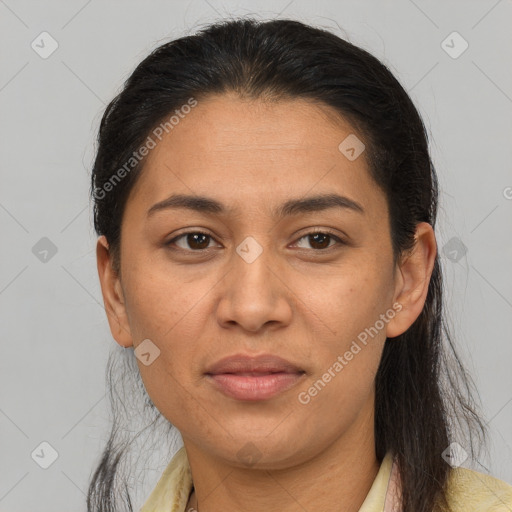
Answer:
96 235 134 348
385 222 437 339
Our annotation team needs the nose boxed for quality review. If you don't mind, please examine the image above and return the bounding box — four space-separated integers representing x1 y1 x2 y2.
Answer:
215 239 293 333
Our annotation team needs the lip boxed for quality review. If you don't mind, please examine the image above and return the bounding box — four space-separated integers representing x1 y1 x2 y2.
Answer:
205 354 305 401
205 353 303 375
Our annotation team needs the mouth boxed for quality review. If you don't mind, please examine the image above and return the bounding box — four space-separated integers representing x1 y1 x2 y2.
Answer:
204 354 306 401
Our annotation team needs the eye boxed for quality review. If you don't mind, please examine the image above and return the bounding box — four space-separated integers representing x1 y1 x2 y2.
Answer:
167 231 220 251
166 229 345 253
293 230 345 250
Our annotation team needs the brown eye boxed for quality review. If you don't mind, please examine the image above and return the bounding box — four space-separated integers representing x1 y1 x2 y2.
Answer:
168 232 217 251
294 231 343 250
308 233 332 250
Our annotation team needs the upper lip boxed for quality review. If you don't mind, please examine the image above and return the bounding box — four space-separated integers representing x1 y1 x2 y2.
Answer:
205 354 304 375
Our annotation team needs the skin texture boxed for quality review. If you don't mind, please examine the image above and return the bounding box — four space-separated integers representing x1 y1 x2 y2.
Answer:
96 92 437 512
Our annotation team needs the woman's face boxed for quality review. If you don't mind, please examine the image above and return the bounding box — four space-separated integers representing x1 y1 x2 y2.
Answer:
98 92 429 469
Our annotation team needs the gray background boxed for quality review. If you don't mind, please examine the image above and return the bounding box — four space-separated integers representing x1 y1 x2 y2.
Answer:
1 0 511 510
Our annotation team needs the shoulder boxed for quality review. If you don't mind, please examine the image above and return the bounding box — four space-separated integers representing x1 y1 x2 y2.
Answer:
443 466 512 511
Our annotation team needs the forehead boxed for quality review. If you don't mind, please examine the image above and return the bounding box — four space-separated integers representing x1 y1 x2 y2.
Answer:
126 93 386 220
155 92 357 156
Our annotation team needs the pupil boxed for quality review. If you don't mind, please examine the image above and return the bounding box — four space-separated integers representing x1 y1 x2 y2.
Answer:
188 233 209 250
310 233 329 249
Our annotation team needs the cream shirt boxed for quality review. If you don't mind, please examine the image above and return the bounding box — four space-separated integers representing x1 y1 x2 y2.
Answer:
140 446 512 512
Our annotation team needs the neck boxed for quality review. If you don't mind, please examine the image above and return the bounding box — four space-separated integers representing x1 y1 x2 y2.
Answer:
184 402 379 512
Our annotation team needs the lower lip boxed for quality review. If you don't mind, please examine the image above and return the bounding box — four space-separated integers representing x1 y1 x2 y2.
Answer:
207 372 304 401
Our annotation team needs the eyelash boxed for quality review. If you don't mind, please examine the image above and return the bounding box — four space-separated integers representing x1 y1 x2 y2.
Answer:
165 229 346 253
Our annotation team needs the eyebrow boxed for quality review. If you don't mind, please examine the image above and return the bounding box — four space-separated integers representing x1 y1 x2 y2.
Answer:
146 192 365 218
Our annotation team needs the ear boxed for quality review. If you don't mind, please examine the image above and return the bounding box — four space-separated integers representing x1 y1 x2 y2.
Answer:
386 222 437 339
96 235 133 347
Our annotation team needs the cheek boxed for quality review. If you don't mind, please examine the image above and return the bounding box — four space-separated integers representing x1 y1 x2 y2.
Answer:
121 256 211 343
296 275 388 431
310 261 393 344
298 255 393 398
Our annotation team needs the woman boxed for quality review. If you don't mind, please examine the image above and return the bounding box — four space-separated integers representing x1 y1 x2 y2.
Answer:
88 17 512 512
